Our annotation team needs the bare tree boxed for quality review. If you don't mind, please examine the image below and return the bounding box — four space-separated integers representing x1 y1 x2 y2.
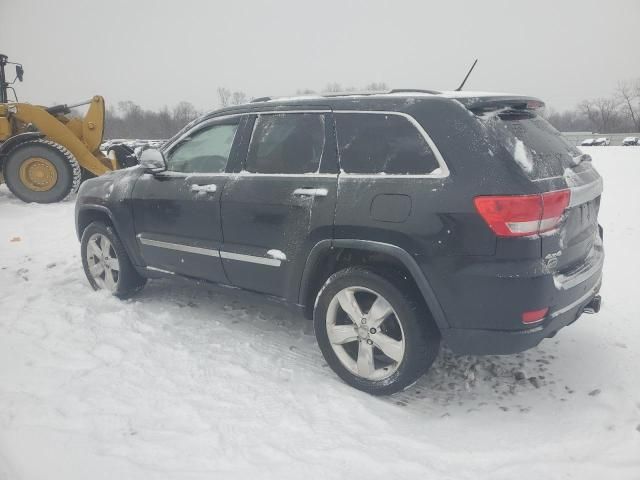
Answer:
217 87 231 107
231 91 247 105
616 80 640 132
545 108 592 132
323 82 342 93
364 82 388 91
579 98 620 133
172 101 198 127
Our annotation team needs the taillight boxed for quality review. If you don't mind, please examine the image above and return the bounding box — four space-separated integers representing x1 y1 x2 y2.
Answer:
522 307 549 325
474 190 570 237
540 190 571 232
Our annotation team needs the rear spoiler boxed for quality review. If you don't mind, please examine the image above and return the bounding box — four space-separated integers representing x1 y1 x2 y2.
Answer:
452 95 545 114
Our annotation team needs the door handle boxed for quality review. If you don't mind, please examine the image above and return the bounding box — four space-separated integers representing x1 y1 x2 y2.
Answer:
292 188 328 197
191 184 217 194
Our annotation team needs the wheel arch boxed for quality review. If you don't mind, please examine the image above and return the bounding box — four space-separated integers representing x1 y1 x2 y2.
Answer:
298 239 450 331
75 205 118 241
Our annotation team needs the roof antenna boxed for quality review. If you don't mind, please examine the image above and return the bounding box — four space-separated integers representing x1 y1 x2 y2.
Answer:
455 59 478 91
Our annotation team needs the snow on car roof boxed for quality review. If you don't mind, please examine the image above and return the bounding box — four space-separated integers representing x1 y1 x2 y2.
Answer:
266 90 438 102
264 90 531 103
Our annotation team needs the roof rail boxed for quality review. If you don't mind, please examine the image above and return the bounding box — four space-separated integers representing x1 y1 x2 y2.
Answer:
388 89 441 95
249 90 440 103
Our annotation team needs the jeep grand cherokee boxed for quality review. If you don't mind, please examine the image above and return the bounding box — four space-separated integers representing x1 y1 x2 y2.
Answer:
75 91 604 395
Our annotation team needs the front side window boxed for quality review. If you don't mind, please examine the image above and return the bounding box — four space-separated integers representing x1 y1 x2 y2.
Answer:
245 113 326 174
166 122 239 173
336 113 439 174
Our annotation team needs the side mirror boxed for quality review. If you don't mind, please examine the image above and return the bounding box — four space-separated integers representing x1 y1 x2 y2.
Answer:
139 148 167 173
15 65 24 82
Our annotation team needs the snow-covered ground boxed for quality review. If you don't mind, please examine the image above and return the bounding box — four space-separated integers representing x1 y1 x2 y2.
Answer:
0 147 639 480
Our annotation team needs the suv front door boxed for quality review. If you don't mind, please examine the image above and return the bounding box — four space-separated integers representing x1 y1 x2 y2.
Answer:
131 117 243 282
220 111 338 300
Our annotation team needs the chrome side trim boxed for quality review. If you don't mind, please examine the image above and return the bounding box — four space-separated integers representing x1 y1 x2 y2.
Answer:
138 235 284 267
549 280 601 318
231 172 338 178
220 251 282 267
334 110 450 178
569 177 603 207
293 187 329 197
146 266 175 275
164 109 449 179
184 110 331 126
190 183 218 193
138 235 220 257
254 110 332 115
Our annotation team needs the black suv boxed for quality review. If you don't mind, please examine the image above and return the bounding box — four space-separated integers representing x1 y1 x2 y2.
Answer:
76 91 604 395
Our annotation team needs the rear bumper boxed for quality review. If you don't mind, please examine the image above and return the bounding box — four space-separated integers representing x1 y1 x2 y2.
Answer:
442 278 601 355
425 229 604 355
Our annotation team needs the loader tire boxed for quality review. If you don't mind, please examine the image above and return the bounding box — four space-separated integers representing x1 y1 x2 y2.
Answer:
3 139 82 203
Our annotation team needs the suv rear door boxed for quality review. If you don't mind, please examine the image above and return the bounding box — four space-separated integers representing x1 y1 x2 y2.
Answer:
220 110 338 299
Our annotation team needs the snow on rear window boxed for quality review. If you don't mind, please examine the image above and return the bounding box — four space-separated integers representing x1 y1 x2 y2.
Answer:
513 139 533 173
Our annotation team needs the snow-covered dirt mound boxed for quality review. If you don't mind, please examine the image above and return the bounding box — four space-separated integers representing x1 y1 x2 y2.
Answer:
0 147 639 479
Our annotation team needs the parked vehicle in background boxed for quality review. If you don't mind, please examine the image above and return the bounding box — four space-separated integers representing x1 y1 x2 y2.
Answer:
0 54 136 203
100 139 167 166
101 139 166 154
581 138 595 146
593 137 610 146
75 90 604 395
622 136 639 146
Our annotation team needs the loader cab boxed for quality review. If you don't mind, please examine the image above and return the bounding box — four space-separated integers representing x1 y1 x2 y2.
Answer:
0 54 24 104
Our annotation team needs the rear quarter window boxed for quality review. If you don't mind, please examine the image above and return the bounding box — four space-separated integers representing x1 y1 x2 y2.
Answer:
335 113 440 175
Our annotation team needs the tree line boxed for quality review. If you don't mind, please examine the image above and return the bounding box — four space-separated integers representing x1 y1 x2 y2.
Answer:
545 79 640 133
104 80 639 140
104 83 388 140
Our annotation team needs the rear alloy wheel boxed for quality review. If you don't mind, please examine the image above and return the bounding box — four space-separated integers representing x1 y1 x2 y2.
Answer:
81 222 146 298
326 286 405 381
314 267 440 395
3 139 81 203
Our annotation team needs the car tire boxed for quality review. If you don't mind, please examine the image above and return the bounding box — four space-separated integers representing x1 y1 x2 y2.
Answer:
3 139 81 203
81 221 147 298
313 267 440 395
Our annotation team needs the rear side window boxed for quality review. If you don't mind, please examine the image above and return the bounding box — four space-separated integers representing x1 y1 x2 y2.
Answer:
477 110 582 179
336 113 440 174
245 113 326 174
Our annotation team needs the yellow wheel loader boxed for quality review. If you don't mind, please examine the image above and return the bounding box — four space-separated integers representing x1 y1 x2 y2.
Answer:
0 54 137 203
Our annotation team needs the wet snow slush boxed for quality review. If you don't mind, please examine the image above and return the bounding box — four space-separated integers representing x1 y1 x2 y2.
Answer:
0 147 639 479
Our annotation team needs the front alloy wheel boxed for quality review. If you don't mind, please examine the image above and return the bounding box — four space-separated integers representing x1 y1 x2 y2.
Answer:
81 221 147 298
86 233 120 291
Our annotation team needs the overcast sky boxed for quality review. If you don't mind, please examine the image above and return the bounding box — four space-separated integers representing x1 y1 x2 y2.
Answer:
2 0 639 113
